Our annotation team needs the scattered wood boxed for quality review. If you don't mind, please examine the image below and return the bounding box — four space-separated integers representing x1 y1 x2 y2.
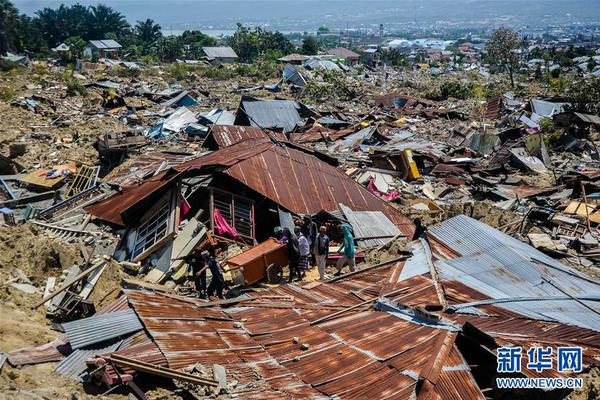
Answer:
109 354 219 387
33 259 107 309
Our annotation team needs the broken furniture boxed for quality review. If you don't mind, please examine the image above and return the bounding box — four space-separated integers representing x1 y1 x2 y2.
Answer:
224 238 287 285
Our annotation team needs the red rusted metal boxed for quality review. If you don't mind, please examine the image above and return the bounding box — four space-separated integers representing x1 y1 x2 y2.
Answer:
208 125 286 149
176 138 415 236
85 170 181 226
225 238 287 285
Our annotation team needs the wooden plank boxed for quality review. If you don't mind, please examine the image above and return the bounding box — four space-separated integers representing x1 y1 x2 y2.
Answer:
325 255 408 283
33 260 106 309
20 170 65 190
110 354 218 387
43 277 56 308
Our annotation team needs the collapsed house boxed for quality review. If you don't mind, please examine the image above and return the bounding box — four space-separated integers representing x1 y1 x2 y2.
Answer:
83 136 414 283
7 215 600 399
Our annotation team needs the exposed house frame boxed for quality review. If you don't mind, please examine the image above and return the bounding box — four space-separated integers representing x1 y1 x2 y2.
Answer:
209 188 255 242
131 184 180 261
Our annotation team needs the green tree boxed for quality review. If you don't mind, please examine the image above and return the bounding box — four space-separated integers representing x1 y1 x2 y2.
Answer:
181 30 216 59
301 36 319 55
228 23 293 63
156 36 183 62
65 36 86 59
486 27 523 88
88 4 129 39
35 4 91 47
0 0 19 54
566 77 600 115
135 19 161 45
228 23 259 62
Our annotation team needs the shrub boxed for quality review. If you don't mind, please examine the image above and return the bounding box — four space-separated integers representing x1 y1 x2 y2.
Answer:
440 80 473 100
65 80 87 97
0 86 16 102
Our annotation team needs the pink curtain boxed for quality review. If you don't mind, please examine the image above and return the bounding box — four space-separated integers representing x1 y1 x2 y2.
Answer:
214 208 240 239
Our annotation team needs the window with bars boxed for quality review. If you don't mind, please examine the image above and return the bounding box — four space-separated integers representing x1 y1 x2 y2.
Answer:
132 202 171 259
211 188 254 240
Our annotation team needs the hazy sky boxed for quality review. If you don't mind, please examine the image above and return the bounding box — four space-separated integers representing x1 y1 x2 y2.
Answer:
13 0 600 32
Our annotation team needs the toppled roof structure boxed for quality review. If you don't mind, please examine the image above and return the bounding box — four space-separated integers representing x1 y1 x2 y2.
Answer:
234 96 318 133
12 216 600 398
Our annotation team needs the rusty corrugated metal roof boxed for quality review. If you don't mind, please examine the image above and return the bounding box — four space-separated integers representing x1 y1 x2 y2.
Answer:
176 138 414 236
84 170 181 226
207 125 286 149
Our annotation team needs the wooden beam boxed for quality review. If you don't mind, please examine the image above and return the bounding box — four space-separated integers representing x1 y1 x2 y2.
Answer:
109 354 218 387
310 286 410 326
326 255 408 283
32 259 107 309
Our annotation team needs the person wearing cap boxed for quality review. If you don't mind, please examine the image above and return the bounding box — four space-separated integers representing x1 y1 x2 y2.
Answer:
315 225 330 280
295 226 310 280
334 224 356 276
202 250 225 299
274 226 289 244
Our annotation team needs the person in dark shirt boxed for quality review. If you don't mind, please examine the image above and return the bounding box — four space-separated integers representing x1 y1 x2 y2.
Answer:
187 251 207 298
202 250 225 299
283 227 301 282
412 218 428 241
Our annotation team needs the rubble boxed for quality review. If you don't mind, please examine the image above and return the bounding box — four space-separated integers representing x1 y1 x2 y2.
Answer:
1 40 599 400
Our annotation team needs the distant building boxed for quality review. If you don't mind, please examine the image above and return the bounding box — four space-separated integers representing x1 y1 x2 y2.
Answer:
52 43 70 53
83 40 122 59
326 47 360 65
277 53 310 64
202 46 239 63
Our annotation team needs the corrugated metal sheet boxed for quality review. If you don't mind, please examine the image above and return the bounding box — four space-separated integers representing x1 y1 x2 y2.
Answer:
88 39 121 49
326 47 360 59
339 203 401 247
103 151 196 187
62 309 143 350
207 125 285 149
202 46 238 59
55 340 122 380
574 112 600 125
84 170 181 226
177 138 415 236
236 99 305 133
163 107 197 132
429 215 600 331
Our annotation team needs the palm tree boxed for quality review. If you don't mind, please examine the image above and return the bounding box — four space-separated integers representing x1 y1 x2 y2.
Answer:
135 19 162 45
88 4 129 39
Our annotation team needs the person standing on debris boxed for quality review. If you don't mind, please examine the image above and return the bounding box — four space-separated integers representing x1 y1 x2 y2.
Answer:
296 226 310 280
412 218 428 241
188 250 207 299
284 227 301 282
203 250 225 299
302 215 318 265
334 224 356 276
315 226 330 280
301 216 317 247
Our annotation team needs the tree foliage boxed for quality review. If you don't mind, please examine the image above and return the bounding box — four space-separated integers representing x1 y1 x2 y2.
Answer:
135 19 162 45
301 36 319 55
228 23 293 63
0 0 19 54
485 27 523 88
566 77 600 115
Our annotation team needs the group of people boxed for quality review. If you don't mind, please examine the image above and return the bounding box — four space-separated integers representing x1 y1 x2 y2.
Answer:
182 249 226 299
276 216 356 282
179 216 360 299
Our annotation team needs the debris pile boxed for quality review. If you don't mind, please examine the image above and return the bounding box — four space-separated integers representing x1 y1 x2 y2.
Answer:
1 57 599 399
